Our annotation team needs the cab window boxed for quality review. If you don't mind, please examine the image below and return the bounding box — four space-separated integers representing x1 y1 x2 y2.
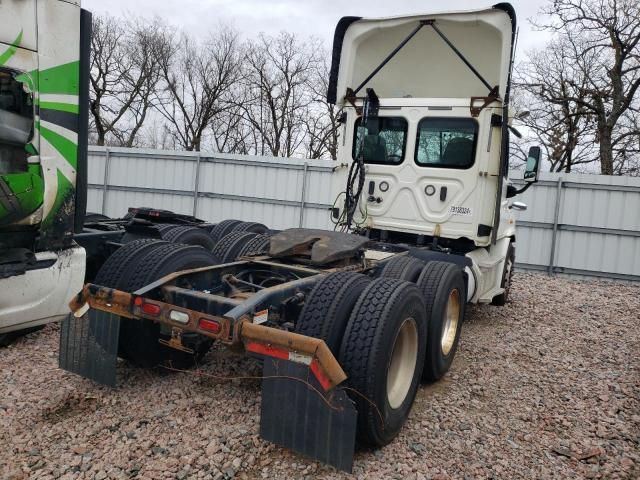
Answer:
353 117 408 165
415 117 477 169
0 68 34 174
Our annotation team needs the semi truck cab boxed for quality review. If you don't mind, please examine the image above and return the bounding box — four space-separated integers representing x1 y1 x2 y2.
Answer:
0 0 90 338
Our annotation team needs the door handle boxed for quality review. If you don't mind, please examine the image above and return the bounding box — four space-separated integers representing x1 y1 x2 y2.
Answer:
440 186 447 201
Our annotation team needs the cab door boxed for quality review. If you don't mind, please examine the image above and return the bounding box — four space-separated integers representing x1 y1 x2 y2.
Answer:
357 105 500 244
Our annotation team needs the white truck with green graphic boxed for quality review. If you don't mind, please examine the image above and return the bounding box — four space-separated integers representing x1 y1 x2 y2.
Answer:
0 0 91 343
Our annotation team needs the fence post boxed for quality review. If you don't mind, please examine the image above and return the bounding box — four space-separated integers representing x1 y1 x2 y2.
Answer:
299 162 309 227
101 148 111 215
193 154 202 217
548 177 563 275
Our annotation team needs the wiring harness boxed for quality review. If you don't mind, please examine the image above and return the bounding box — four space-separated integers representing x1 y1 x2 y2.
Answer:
333 88 379 233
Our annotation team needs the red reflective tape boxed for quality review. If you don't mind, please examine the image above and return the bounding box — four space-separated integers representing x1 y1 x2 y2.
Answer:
246 342 289 360
310 359 333 391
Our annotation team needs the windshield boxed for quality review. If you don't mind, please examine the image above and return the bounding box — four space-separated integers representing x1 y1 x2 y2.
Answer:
0 68 34 174
353 116 408 165
415 117 477 169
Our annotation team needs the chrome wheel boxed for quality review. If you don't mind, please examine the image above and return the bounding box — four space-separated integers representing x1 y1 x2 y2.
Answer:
441 289 461 356
387 317 419 409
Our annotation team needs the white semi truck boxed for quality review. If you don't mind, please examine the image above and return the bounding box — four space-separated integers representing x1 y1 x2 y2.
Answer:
2 0 541 471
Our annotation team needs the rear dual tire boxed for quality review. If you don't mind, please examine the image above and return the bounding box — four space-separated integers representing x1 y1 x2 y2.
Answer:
296 274 427 447
299 259 465 446
212 231 259 263
377 255 424 282
94 239 219 368
340 278 428 446
416 261 465 382
295 272 371 355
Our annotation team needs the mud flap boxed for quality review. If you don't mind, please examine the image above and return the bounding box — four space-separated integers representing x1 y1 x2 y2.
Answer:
260 357 357 472
59 310 120 386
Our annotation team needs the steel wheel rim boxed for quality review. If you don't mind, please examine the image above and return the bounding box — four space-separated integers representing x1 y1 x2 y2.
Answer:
441 289 460 356
386 317 419 409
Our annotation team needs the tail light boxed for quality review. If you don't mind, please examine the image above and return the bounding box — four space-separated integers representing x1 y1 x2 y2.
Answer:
134 297 161 316
199 318 221 334
141 303 161 315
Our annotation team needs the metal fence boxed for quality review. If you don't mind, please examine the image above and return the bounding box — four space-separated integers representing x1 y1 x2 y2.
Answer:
87 146 640 282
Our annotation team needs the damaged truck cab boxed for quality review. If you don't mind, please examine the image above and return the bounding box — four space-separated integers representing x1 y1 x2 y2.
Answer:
0 0 91 339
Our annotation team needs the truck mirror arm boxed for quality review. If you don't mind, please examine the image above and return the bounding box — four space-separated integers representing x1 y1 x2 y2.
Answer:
506 182 534 198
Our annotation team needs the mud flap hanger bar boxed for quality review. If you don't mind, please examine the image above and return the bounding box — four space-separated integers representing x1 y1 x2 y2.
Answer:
67 282 348 390
347 19 498 103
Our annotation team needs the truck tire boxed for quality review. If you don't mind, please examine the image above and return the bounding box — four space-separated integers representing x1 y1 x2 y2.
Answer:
210 219 242 242
232 221 269 234
94 238 168 287
119 224 177 244
212 231 258 263
156 224 181 234
339 278 427 446
416 261 465 382
84 212 111 223
492 242 515 306
377 255 424 282
295 272 371 355
162 225 216 250
117 243 219 368
236 234 271 258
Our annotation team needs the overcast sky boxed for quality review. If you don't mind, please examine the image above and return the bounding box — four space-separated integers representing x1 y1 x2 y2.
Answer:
82 0 552 60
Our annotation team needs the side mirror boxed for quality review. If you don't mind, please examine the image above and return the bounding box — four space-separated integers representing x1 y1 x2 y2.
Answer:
524 146 541 183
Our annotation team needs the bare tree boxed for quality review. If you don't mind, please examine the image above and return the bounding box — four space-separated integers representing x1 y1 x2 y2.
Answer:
514 37 597 173
531 0 640 175
210 104 254 154
237 32 319 157
154 26 243 152
89 15 165 147
303 53 342 160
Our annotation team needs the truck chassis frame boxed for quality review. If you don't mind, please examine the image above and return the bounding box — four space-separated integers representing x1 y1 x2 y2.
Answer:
61 255 383 471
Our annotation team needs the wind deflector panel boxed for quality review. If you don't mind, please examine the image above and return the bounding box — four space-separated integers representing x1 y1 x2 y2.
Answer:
59 310 120 387
327 16 361 104
329 6 514 103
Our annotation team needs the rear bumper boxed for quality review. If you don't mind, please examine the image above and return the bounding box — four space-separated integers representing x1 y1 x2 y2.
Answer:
69 283 347 391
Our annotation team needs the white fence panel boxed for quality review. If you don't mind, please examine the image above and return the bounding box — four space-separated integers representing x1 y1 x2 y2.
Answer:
87 147 640 282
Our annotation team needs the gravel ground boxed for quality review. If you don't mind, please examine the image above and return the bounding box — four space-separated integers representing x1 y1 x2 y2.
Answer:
1 272 638 480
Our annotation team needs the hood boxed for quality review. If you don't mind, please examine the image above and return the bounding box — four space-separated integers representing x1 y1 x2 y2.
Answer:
328 3 516 104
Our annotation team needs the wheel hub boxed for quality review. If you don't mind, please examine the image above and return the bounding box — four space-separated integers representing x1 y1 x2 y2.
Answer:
441 289 460 356
386 317 419 409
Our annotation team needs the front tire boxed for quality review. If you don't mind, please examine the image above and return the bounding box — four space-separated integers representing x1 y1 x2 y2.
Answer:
492 242 515 306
